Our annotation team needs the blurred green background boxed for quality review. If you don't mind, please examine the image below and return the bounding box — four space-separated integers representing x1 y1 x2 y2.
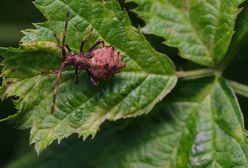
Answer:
0 0 247 167
0 0 44 167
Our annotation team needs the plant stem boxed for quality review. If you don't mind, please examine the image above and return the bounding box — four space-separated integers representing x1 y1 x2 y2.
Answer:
176 68 215 79
228 80 248 98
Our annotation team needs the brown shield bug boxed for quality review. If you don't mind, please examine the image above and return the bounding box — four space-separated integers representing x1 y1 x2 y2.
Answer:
51 11 125 113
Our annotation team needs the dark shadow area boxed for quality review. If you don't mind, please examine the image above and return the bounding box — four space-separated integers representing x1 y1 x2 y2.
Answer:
0 0 44 167
119 0 145 27
224 39 248 128
0 98 17 119
0 0 45 47
0 123 30 168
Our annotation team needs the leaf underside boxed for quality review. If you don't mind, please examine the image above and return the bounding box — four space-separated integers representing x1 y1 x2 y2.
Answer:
0 0 176 153
128 0 245 66
6 77 248 168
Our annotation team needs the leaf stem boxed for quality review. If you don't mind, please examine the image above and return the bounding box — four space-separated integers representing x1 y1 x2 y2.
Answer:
176 68 215 79
228 80 248 98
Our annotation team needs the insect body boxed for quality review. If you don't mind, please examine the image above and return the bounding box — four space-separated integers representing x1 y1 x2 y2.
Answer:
51 11 125 113
64 47 125 84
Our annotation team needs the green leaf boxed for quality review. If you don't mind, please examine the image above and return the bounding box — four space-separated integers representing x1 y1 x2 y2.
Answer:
6 77 248 168
97 76 248 168
221 1 248 69
229 1 248 50
128 0 245 66
96 77 248 168
0 0 176 154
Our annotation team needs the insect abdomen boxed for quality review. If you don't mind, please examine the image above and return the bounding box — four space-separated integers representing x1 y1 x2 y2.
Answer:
88 47 125 79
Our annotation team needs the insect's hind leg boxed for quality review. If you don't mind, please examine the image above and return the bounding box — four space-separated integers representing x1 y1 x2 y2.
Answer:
88 39 105 52
74 66 79 84
51 62 67 113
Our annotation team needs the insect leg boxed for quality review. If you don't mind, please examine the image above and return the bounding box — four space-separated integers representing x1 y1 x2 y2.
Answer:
88 39 105 52
62 11 70 49
53 11 70 59
53 33 67 58
53 33 61 44
80 28 93 52
90 76 99 86
65 44 73 54
59 11 71 59
74 66 79 84
51 62 66 113
87 72 99 86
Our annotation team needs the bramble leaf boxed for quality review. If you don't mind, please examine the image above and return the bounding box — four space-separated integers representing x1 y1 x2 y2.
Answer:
96 77 248 168
0 0 176 153
223 1 248 69
229 1 248 50
6 77 248 168
128 0 245 66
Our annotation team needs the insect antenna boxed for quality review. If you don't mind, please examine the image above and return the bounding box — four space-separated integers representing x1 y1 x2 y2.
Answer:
62 10 70 47
51 62 66 113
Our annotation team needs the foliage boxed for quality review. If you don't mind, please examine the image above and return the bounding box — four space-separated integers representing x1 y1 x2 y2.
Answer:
0 0 176 153
1 0 248 167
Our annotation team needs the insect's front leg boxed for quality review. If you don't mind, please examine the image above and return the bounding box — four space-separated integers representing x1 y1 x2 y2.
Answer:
53 33 67 59
53 11 72 60
80 28 93 52
88 39 105 52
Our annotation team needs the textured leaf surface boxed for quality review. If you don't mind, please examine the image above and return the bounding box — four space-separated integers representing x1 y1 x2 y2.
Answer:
6 77 248 168
230 1 248 48
128 0 245 66
97 77 248 168
0 0 176 153
223 1 248 69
